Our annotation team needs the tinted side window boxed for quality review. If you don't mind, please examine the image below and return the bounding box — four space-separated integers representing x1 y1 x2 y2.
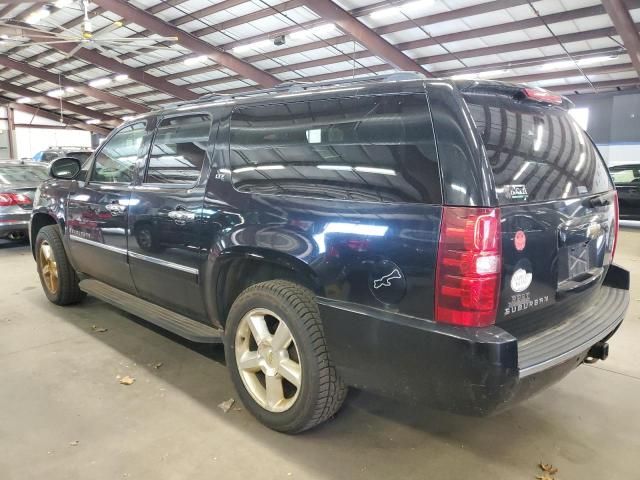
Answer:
91 122 146 184
229 94 440 203
145 113 212 185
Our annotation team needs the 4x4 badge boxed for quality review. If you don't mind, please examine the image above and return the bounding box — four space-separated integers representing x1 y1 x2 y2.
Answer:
373 269 402 289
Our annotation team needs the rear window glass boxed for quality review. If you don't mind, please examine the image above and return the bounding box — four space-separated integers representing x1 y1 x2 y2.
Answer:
228 93 441 204
464 94 611 203
0 165 48 184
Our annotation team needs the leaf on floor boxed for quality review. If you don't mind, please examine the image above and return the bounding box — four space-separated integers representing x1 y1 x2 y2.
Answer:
218 398 235 413
91 325 108 333
536 462 558 479
539 463 558 475
119 375 135 385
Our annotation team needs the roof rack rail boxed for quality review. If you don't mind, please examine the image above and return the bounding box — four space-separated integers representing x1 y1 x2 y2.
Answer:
167 71 428 109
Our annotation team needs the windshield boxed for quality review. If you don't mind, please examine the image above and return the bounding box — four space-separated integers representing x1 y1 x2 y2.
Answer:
0 165 48 185
464 94 612 204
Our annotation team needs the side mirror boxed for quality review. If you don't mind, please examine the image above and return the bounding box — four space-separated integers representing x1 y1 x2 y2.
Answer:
49 157 82 180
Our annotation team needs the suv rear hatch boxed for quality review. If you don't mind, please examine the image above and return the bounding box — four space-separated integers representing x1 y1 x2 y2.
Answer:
459 82 618 334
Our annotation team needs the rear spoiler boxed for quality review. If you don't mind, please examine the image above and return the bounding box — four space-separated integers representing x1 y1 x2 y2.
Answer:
454 80 574 110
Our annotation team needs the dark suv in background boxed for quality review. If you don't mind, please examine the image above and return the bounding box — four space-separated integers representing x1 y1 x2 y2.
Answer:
32 146 93 164
29 74 629 433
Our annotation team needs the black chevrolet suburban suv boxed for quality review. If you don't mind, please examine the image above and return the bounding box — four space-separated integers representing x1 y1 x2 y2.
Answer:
30 74 629 433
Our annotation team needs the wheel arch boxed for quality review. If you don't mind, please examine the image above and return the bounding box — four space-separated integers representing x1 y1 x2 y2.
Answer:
30 212 59 258
204 247 322 329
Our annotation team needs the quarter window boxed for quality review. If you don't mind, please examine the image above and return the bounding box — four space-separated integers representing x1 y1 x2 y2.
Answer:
91 122 146 184
145 113 212 185
229 94 441 204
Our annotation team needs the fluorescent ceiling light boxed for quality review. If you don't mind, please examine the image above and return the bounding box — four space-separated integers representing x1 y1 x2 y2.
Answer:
86 119 101 125
355 166 396 176
233 39 272 54
183 55 208 66
16 97 32 104
47 88 67 98
122 115 134 121
233 166 256 173
289 23 337 40
317 165 352 171
541 55 617 71
55 0 73 7
115 74 129 82
370 1 428 19
256 165 285 171
89 77 112 87
25 7 50 25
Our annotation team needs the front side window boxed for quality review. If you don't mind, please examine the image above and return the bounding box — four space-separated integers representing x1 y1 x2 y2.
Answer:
90 122 146 184
145 113 212 185
229 94 441 204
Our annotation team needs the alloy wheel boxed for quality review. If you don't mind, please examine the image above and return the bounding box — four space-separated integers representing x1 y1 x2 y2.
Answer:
235 308 302 413
39 240 59 294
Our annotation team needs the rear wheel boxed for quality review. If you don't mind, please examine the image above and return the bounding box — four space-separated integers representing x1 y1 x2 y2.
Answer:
36 225 84 305
225 280 346 433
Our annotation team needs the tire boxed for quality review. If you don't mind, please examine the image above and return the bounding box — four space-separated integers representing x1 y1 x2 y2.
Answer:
134 223 163 253
35 225 85 305
225 280 347 433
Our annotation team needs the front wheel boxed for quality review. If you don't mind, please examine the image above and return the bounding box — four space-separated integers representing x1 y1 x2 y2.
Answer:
225 280 346 433
35 225 85 305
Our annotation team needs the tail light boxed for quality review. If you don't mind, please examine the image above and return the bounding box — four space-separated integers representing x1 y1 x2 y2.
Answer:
612 191 619 261
0 193 32 207
435 207 502 327
521 87 563 105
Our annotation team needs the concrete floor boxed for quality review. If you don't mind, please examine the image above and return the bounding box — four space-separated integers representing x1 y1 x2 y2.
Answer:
1 230 639 480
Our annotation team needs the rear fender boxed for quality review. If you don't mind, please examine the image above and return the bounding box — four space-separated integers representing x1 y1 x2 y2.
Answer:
202 246 321 328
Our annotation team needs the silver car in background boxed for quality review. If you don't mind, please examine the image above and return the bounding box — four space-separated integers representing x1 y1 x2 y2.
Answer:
0 161 49 241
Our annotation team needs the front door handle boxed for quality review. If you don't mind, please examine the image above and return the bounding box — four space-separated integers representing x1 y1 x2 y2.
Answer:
168 208 196 225
105 203 127 216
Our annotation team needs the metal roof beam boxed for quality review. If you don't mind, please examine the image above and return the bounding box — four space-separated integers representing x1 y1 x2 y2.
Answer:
549 78 640 94
93 0 280 87
602 0 640 77
50 42 198 101
0 80 121 125
300 0 429 75
0 56 148 114
5 1 191 86
147 13 626 95
4 99 111 136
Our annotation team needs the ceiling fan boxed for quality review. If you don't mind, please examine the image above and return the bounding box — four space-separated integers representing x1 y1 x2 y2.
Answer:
0 0 188 61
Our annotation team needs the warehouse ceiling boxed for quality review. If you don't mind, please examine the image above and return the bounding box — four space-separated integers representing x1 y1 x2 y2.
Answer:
0 0 639 135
